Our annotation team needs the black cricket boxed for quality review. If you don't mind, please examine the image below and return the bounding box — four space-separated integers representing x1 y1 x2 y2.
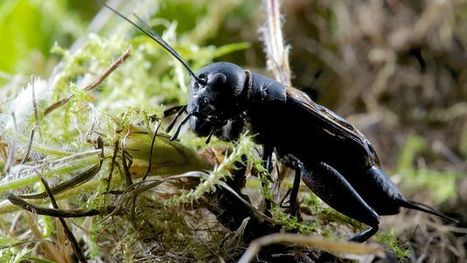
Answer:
105 5 457 242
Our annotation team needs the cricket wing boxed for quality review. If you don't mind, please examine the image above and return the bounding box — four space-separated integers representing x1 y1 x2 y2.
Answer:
286 87 380 166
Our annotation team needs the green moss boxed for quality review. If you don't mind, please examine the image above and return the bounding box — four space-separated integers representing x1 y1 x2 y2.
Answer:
169 134 255 205
272 206 318 234
375 230 411 260
0 246 32 263
302 191 323 214
319 208 365 230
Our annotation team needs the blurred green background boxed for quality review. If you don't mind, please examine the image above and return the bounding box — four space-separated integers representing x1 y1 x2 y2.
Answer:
0 0 96 84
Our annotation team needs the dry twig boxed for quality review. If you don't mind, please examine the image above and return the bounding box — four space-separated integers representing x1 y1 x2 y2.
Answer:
238 233 385 263
44 47 132 115
261 0 292 86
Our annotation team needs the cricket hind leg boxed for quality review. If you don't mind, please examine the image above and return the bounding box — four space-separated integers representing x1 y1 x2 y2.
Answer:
302 161 381 242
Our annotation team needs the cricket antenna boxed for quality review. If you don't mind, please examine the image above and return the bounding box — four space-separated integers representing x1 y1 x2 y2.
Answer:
104 4 206 85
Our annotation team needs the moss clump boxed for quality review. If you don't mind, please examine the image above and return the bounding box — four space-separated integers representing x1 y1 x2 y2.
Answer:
375 230 411 260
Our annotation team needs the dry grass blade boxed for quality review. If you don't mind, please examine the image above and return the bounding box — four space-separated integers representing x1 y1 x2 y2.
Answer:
38 175 88 263
7 194 100 218
98 172 202 222
18 164 102 199
238 233 385 263
3 113 17 175
218 181 279 225
261 0 291 86
19 126 36 164
106 140 120 194
30 76 42 139
121 130 134 186
142 121 163 181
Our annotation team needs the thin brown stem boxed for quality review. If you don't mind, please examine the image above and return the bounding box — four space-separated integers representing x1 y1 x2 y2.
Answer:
44 47 132 116
261 0 292 86
38 175 88 262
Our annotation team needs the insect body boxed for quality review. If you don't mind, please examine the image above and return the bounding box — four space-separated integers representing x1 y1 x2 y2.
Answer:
188 62 456 241
105 5 457 242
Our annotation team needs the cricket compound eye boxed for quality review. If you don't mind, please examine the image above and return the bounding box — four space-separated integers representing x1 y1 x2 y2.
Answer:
194 62 247 97
207 73 227 90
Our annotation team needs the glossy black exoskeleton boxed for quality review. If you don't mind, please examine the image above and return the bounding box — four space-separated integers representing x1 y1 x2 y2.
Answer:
105 5 458 242
187 62 457 241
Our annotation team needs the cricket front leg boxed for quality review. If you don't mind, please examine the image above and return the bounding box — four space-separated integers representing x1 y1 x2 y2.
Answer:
261 144 274 214
279 155 304 218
